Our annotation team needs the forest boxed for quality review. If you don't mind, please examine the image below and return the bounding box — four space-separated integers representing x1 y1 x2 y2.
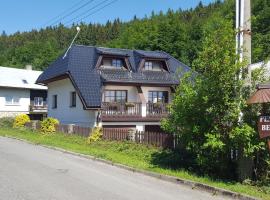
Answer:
0 0 269 70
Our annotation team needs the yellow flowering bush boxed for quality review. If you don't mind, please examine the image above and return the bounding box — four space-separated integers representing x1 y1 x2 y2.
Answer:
13 114 30 128
40 117 59 135
87 127 102 144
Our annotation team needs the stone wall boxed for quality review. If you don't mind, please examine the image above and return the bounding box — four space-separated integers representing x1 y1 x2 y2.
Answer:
0 111 28 118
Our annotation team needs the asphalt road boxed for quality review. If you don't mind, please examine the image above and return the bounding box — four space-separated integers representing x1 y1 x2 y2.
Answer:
0 136 231 200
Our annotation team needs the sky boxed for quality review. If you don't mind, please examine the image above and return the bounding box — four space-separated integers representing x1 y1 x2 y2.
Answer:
0 0 215 35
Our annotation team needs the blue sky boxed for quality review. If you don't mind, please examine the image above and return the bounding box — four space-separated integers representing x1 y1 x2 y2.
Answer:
0 0 215 35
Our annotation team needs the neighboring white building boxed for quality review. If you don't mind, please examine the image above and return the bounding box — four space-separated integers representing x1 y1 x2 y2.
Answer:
250 60 270 77
37 45 191 131
0 66 48 119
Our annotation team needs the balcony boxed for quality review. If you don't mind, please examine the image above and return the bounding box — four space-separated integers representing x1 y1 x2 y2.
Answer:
146 102 170 119
101 102 169 122
29 101 48 113
101 102 142 121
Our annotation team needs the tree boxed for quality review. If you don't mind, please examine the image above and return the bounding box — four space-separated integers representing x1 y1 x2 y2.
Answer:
162 16 264 179
1 30 7 37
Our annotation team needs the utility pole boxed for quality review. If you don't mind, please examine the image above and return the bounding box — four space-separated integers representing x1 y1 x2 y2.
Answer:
236 0 252 84
236 0 253 181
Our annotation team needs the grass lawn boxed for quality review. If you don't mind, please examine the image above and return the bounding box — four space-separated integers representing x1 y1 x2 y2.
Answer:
0 127 269 200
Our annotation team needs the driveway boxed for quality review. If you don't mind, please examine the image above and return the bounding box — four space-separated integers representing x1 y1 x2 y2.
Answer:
0 136 231 200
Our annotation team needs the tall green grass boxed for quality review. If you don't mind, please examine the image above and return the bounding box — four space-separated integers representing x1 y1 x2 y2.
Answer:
0 127 269 200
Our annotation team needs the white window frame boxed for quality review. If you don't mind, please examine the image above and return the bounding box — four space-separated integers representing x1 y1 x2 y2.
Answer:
34 97 43 106
112 59 123 68
144 61 153 70
5 96 20 106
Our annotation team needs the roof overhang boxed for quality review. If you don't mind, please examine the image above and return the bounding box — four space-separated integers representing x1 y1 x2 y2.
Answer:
247 88 270 104
36 74 69 85
103 81 179 87
0 85 47 90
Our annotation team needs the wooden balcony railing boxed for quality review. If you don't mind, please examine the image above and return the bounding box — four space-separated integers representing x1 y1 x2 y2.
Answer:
29 101 48 112
101 102 169 121
101 102 142 117
146 102 169 117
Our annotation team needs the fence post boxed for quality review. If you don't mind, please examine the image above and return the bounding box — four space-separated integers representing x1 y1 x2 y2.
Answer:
141 103 147 117
67 124 74 134
31 120 38 130
173 133 176 149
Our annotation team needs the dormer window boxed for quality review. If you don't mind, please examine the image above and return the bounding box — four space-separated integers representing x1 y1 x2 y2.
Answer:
144 61 153 70
112 59 123 68
22 79 28 84
99 57 128 70
143 60 167 71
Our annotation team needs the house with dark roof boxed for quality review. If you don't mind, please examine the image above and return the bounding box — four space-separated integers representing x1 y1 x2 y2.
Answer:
37 45 190 131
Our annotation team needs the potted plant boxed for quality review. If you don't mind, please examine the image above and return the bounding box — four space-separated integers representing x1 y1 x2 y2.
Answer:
153 102 163 109
125 102 135 108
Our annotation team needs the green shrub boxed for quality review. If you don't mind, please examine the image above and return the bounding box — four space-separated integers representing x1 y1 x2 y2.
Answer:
0 117 14 128
87 127 102 143
40 117 59 135
13 114 30 128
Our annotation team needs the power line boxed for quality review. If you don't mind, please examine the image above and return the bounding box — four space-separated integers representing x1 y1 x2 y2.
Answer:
49 0 96 27
42 0 87 27
64 0 111 25
66 0 118 26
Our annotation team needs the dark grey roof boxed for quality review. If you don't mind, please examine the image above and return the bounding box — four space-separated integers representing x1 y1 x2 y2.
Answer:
135 50 169 59
37 44 190 108
97 47 130 57
100 69 179 85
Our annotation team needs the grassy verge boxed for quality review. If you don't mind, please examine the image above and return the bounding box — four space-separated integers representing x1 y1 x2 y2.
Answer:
0 127 269 200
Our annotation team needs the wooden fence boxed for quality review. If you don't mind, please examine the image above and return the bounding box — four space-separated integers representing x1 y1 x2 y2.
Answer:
54 124 92 137
25 122 176 148
73 125 92 137
25 121 92 138
103 128 130 140
102 128 175 149
135 131 174 148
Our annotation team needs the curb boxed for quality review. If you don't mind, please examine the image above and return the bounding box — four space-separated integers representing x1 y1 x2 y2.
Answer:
3 136 260 200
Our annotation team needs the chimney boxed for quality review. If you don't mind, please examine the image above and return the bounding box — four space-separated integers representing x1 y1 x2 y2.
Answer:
25 65 32 70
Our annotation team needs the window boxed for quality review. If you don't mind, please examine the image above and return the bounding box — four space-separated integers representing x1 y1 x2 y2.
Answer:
52 95 57 109
144 61 165 71
5 97 20 105
148 91 168 103
34 97 43 106
104 90 127 102
112 59 123 68
70 92 76 107
144 61 153 70
22 79 28 84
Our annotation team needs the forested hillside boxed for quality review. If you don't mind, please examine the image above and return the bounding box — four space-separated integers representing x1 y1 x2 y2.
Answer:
0 0 269 70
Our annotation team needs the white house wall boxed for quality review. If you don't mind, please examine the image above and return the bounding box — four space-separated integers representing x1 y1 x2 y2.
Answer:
141 86 172 103
102 85 172 129
103 85 139 102
47 78 97 127
0 87 30 117
47 81 172 128
250 61 270 77
103 85 172 103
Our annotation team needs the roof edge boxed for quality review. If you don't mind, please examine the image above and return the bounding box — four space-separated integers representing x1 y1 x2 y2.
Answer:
67 72 101 110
